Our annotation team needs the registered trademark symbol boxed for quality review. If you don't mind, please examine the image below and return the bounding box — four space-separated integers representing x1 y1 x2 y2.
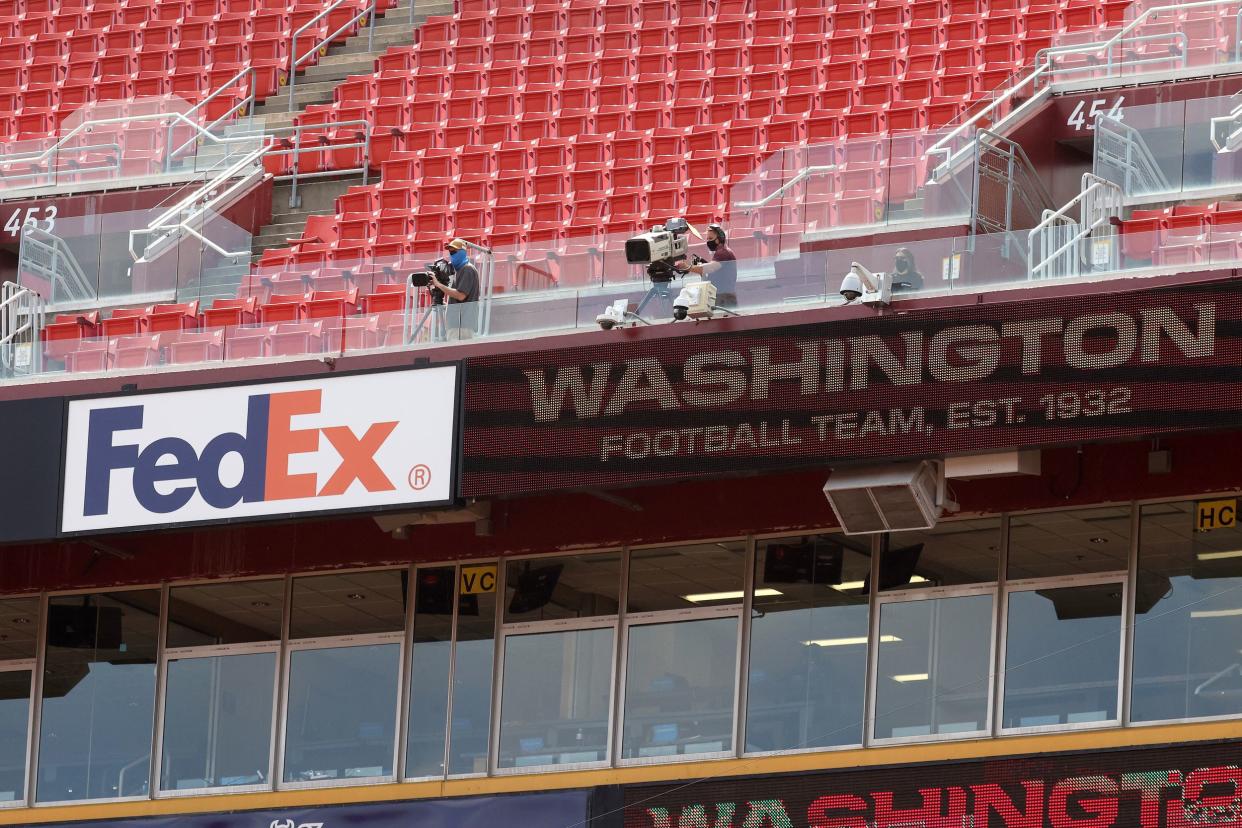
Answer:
408 465 431 490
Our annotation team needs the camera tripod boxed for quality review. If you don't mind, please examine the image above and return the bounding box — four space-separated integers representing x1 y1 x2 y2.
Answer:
633 279 678 318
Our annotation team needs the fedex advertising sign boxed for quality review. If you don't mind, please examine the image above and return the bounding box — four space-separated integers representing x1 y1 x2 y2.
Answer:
61 367 458 533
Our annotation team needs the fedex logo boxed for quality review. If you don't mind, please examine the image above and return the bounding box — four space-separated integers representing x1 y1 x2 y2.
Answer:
84 389 398 515
62 369 457 532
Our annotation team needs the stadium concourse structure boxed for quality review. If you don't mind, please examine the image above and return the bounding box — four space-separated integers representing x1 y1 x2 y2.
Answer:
8 0 1242 827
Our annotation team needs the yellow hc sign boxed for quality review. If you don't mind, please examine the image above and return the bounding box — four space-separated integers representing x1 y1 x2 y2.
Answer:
1196 499 1237 532
460 564 497 595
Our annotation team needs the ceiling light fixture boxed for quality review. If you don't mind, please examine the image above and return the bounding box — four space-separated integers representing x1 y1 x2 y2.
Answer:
835 575 929 591
1197 549 1242 561
891 673 930 682
251 601 271 608
803 634 902 647
347 593 366 601
1190 607 1242 618
684 588 782 603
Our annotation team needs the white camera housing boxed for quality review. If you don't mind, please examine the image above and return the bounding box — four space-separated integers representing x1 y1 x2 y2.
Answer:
595 299 631 330
840 262 892 306
673 278 717 321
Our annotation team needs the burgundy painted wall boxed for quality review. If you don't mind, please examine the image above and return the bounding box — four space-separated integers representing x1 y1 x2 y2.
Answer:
2 431 1238 595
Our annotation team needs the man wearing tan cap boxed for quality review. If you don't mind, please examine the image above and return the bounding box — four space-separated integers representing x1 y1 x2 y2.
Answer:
427 238 481 339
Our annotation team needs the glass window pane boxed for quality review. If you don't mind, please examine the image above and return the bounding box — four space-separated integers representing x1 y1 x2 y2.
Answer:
627 542 747 613
37 590 161 802
622 617 739 759
1002 584 1122 728
1008 508 1132 580
290 571 406 639
161 653 276 791
504 553 622 623
283 643 400 782
405 567 454 779
874 594 992 739
498 628 613 768
166 581 284 648
0 670 30 802
448 581 496 775
881 519 1001 591
1132 501 1242 722
746 537 869 752
0 598 39 661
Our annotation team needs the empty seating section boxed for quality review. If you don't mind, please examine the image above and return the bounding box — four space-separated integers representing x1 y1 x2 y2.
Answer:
0 0 382 146
257 0 1129 284
1118 201 1242 266
35 0 1154 371
41 283 413 370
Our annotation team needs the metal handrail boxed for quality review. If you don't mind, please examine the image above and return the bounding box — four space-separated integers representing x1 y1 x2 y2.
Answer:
288 0 377 109
0 282 44 377
0 143 122 186
1028 174 1122 279
264 119 374 207
734 165 838 209
166 66 259 163
129 143 270 262
927 0 1242 179
0 110 259 178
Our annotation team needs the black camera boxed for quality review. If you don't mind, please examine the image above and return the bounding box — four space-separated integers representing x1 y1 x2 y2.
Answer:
411 258 454 303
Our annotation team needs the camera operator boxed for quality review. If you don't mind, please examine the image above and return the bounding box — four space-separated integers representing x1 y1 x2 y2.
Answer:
677 224 738 308
425 238 481 339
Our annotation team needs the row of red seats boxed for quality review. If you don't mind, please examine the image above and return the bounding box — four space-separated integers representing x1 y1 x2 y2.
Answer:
52 317 406 371
0 0 315 18
43 286 401 337
413 9 1084 47
1119 202 1242 262
339 56 1035 111
454 0 1118 18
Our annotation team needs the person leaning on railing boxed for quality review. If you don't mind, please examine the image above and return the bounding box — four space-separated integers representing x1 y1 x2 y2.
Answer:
426 238 481 340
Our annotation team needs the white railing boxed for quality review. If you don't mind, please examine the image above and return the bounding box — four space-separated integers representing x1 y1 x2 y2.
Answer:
0 282 45 377
18 225 96 307
128 142 271 264
926 0 1242 180
287 0 377 109
1028 174 1123 280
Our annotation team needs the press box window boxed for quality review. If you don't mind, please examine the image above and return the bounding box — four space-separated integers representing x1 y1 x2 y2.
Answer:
0 597 37 804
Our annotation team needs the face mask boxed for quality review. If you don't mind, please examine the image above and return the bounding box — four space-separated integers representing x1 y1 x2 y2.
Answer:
450 249 468 269
706 239 719 251
895 257 910 273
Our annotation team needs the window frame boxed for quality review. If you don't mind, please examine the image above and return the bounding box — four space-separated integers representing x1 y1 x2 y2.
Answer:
741 530 870 758
996 571 1129 736
152 575 287 799
276 630 407 791
868 582 1000 746
32 585 163 808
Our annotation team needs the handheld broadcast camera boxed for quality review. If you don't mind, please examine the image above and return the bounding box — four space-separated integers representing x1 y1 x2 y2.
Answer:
625 217 704 282
410 258 454 304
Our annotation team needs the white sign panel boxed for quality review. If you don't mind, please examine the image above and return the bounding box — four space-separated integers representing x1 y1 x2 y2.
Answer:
61 367 458 533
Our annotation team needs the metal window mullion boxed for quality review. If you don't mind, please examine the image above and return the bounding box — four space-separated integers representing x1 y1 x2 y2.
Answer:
487 561 508 776
991 514 1010 736
396 564 417 782
440 564 461 780
734 537 755 758
388 577 410 785
863 533 882 747
24 592 46 806
1121 503 1140 727
149 584 170 799
272 575 293 790
611 549 632 766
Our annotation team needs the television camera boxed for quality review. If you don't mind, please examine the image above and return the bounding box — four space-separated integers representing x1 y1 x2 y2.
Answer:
409 258 455 305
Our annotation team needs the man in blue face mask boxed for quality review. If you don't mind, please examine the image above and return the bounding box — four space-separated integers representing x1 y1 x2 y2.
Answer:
427 238 481 339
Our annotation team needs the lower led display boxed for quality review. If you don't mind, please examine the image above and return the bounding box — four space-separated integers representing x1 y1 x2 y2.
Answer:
622 740 1242 828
